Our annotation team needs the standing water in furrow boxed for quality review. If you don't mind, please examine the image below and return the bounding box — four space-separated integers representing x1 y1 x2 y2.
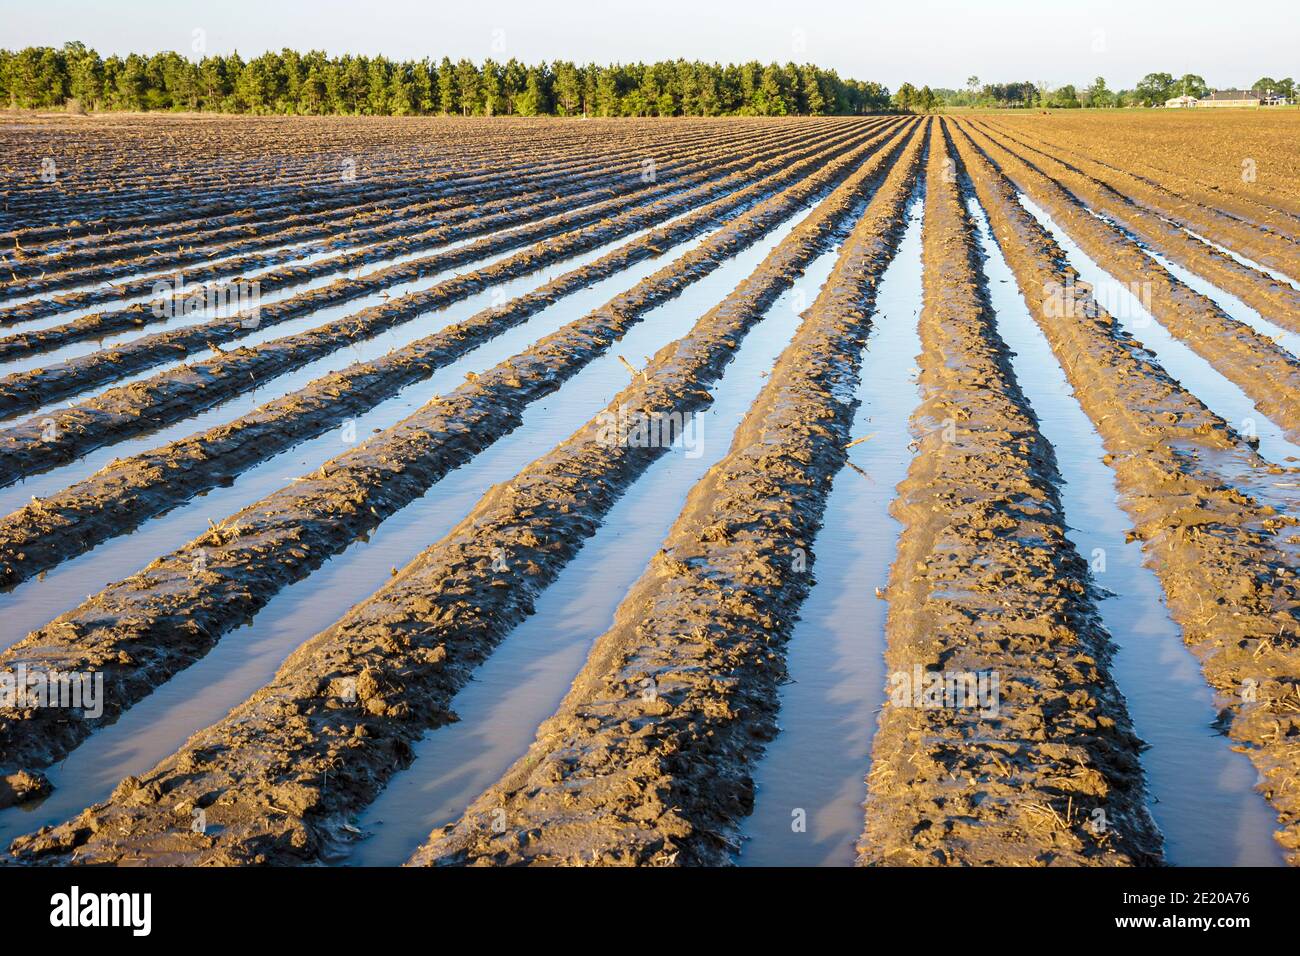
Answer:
0 232 503 373
1079 207 1300 358
0 213 808 846
0 239 528 416
0 228 722 641
0 237 372 338
344 239 846 866
1018 195 1300 466
736 189 924 867
0 218 721 521
0 210 691 413
1175 224 1300 294
0 202 704 379
968 194 1285 866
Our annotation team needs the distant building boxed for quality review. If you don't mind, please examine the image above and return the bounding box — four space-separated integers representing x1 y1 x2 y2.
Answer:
1200 90 1260 107
1165 95 1199 108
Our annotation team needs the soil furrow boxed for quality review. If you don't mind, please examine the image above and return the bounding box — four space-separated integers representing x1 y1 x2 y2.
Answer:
5 121 920 865
971 121 1300 337
1 122 818 322
5 121 785 280
407 121 926 868
2 120 782 282
857 128 1162 867
0 121 903 490
0 122 909 588
982 119 1300 281
0 123 857 368
3 118 795 244
959 121 1300 445
949 119 1300 864
0 120 916 804
990 115 1300 237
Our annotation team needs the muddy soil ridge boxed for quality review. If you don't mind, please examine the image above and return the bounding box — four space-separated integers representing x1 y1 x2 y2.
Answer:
2 118 824 295
2 116 838 245
7 120 922 866
1 112 1296 867
407 121 927 868
0 120 801 320
7 121 770 272
948 117 1300 863
961 122 1300 445
0 123 881 416
0 122 862 356
857 127 1162 866
990 112 1300 265
0 120 915 798
972 120 1300 334
0 124 910 590
0 120 897 489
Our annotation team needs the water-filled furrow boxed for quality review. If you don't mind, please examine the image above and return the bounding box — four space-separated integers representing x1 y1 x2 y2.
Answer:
1020 194 1300 465
0 223 720 517
1 209 702 429
1173 221 1300 293
1080 207 1300 357
734 192 924 866
343 238 845 867
971 194 1285 867
0 212 808 845
0 207 627 380
0 225 728 632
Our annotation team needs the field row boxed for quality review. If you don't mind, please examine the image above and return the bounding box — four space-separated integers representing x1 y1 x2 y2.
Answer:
0 113 1296 866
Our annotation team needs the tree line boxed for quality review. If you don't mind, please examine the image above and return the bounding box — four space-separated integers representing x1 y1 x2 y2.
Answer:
0 43 892 116
925 73 1296 109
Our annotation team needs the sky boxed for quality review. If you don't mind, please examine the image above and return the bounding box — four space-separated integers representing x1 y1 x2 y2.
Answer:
4 0 1296 90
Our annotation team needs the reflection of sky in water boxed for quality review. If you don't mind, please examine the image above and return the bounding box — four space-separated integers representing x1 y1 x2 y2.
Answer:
739 189 923 867
973 194 1282 866
347 214 838 866
0 212 808 856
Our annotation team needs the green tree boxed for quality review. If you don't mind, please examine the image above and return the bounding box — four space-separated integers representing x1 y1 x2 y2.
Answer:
436 57 454 114
594 67 620 116
515 67 545 116
894 81 916 111
1133 72 1175 106
1252 76 1280 97
553 61 581 115
115 53 148 110
1177 73 1207 99
1083 76 1114 107
453 58 479 115
755 64 788 115
1048 84 1081 108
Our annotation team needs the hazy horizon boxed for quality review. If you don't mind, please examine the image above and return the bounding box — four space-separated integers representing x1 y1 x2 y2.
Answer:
5 0 1296 91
